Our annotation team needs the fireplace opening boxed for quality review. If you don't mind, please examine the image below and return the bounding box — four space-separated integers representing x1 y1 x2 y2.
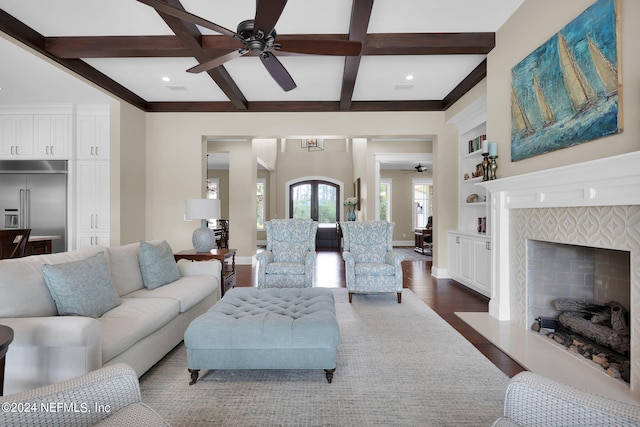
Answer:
526 240 631 383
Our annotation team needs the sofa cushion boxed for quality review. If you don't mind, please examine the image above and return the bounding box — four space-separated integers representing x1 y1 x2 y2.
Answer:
99 297 180 362
138 241 180 290
42 252 121 318
107 242 145 296
351 243 386 264
266 262 306 275
124 275 218 313
0 245 105 318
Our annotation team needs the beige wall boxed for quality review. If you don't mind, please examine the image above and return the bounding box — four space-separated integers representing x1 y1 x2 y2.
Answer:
487 0 640 177
141 111 458 265
114 102 147 246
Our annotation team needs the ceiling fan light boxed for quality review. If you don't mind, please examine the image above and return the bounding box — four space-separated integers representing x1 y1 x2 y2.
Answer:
301 138 324 151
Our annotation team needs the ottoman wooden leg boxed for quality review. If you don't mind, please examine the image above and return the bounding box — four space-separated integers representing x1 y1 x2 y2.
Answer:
188 369 200 385
397 292 402 303
324 368 336 383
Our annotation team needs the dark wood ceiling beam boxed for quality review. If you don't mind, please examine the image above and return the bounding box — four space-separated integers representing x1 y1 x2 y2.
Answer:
146 100 444 113
155 0 247 110
442 59 487 110
364 32 495 55
0 9 148 111
46 36 192 58
340 0 374 111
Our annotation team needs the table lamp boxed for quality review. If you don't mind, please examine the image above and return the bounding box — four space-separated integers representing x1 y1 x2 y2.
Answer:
185 199 220 253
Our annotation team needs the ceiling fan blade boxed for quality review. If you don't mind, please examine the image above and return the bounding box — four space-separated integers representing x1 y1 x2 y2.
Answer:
277 38 362 56
260 52 296 92
187 50 248 73
137 0 237 38
254 0 288 37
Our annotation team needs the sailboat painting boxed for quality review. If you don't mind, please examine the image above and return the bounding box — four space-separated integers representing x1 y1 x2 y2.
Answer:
510 0 621 161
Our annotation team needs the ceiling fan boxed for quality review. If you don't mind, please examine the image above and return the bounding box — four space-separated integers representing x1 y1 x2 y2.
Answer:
414 164 429 172
137 0 362 91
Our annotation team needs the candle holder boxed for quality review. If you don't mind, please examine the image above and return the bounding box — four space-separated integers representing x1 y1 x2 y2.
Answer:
489 156 498 180
481 153 490 181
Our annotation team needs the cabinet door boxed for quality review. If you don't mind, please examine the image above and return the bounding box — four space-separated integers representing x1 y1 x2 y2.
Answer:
95 115 110 159
75 160 95 232
474 239 491 293
94 160 110 230
460 236 474 283
49 115 71 158
76 115 109 159
0 115 33 158
33 115 51 157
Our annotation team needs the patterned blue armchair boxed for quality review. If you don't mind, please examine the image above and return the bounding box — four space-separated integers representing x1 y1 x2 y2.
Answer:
340 221 404 303
256 219 319 288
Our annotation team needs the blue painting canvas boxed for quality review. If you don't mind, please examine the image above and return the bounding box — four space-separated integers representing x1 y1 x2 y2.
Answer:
511 0 621 161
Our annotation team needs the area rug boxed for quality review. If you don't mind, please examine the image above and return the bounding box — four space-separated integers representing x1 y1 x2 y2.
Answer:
139 289 509 426
394 246 432 262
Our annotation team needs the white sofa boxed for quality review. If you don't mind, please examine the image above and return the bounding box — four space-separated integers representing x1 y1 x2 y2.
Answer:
0 240 221 395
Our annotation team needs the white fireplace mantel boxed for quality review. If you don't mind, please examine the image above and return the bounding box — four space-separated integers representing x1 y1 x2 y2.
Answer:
478 151 640 320
480 151 640 209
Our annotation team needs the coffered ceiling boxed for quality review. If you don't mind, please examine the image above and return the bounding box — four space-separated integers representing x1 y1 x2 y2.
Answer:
0 0 524 112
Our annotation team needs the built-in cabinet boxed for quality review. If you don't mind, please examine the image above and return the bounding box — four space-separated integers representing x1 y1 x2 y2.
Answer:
33 115 72 159
0 104 110 250
446 95 492 297
75 106 110 249
0 107 72 160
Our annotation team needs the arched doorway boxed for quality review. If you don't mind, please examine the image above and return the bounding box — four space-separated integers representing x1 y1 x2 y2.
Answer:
289 179 340 248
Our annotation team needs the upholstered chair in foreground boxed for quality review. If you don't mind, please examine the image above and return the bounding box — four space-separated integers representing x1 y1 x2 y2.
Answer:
0 363 169 426
256 218 318 288
340 221 403 303
493 371 640 426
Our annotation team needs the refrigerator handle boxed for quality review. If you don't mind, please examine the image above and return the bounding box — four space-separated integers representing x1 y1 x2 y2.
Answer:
25 189 30 228
19 189 25 228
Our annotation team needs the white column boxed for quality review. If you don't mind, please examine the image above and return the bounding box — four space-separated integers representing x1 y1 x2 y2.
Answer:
488 190 511 320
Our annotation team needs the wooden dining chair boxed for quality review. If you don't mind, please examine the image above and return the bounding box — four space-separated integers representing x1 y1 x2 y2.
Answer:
0 229 31 259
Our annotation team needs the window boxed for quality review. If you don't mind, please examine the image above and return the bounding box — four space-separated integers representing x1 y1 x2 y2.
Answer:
257 178 266 229
379 179 392 221
206 178 219 199
413 179 433 229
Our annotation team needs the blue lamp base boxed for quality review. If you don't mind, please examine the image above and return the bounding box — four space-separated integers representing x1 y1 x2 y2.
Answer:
192 220 217 253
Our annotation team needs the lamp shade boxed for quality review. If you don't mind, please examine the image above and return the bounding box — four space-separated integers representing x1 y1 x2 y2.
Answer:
185 199 220 220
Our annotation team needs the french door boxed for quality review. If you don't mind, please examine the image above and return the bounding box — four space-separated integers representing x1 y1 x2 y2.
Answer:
289 180 339 248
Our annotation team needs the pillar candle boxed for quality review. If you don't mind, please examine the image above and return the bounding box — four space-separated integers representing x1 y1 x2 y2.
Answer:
489 142 498 157
482 140 489 153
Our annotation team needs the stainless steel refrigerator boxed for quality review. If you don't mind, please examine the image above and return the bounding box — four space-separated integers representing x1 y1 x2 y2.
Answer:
0 160 67 253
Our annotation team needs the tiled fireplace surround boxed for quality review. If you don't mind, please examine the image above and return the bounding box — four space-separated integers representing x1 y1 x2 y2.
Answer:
457 151 640 404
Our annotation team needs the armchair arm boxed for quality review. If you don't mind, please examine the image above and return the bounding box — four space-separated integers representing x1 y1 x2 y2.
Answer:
0 317 102 395
0 363 168 426
255 250 274 287
497 372 640 427
304 251 317 287
342 252 355 287
385 250 404 266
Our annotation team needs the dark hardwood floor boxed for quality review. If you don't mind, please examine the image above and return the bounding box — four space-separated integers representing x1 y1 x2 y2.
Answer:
236 247 526 378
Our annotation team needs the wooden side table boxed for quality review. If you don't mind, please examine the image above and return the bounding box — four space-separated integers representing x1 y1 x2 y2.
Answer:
0 325 14 396
174 249 236 296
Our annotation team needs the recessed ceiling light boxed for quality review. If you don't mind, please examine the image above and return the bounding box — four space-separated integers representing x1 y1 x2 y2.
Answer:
162 76 171 82
405 75 414 81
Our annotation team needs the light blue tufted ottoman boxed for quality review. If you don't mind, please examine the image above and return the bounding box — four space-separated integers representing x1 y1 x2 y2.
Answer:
184 287 340 384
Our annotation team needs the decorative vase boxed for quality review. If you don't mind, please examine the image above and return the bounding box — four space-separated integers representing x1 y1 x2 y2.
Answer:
347 207 356 221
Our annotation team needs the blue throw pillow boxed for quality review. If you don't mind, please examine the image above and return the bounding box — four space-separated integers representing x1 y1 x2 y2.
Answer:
42 251 121 318
138 240 180 290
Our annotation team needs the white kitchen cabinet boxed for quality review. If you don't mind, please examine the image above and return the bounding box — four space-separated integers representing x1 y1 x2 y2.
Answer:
76 112 110 160
0 114 34 159
75 160 109 248
33 114 71 159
